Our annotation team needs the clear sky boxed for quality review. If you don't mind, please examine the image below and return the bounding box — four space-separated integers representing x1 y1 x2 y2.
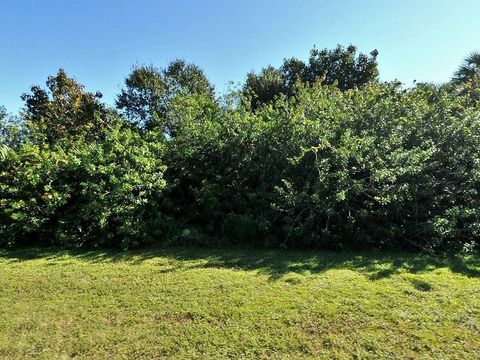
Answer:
1 0 479 113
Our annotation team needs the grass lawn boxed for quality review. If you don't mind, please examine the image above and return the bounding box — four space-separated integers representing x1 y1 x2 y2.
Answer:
0 247 479 359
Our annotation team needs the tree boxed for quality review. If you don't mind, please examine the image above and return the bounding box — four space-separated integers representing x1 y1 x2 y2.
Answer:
116 59 215 132
21 69 108 144
116 65 166 129
307 44 378 90
243 44 379 109
244 66 286 109
0 107 9 146
453 51 480 83
452 51 480 102
0 107 25 148
280 58 308 93
164 59 214 95
0 107 7 139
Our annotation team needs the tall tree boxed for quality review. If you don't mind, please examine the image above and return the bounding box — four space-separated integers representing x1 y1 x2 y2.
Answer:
452 51 480 102
116 60 214 132
307 45 378 90
115 65 166 129
453 51 480 84
164 59 214 95
244 44 379 109
244 66 286 109
21 69 108 144
280 58 308 93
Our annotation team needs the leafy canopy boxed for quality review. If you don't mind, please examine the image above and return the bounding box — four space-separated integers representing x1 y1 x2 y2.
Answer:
116 60 214 133
21 69 108 144
244 44 379 109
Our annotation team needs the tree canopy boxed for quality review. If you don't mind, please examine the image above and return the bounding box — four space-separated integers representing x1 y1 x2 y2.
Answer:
453 51 480 83
116 60 214 133
21 69 108 144
244 44 379 109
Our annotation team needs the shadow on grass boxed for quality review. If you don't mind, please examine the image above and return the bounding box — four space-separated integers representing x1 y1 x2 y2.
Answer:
1 245 479 281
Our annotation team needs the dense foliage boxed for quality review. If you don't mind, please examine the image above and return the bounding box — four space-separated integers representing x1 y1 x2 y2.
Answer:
116 60 215 132
1 46 480 252
0 122 167 249
244 45 379 109
21 69 109 144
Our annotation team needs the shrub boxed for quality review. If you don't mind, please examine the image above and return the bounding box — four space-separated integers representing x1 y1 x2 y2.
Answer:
166 82 480 252
0 122 168 249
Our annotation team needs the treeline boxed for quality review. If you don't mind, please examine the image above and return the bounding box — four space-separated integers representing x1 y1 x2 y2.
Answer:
1 45 480 252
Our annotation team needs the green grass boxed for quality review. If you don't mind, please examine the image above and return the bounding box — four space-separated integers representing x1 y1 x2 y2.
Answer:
0 247 479 359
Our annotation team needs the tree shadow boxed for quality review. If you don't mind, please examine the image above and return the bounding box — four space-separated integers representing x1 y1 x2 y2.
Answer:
1 245 479 281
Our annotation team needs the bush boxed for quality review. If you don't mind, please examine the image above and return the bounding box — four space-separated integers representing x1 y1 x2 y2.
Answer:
269 82 480 251
0 122 168 249
166 82 480 252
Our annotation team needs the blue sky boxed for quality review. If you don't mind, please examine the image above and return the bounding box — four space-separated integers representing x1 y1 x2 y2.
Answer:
1 0 479 112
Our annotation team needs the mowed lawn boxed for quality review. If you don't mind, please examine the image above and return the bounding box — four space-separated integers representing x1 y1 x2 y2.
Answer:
0 247 479 359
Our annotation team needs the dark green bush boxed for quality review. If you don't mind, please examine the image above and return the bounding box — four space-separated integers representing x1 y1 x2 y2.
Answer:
166 82 480 252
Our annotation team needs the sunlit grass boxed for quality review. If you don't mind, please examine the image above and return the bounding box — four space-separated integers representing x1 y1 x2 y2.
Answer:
0 247 479 359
